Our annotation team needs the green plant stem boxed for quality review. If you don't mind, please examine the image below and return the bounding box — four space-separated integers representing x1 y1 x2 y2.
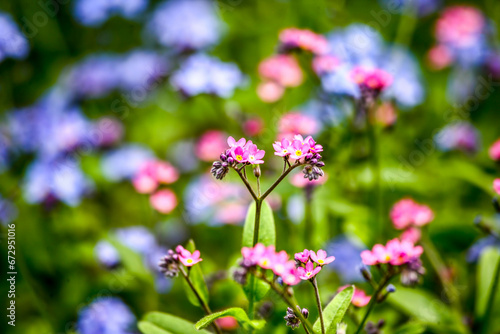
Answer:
252 200 263 247
257 274 314 334
261 162 302 200
311 277 325 334
179 267 222 334
481 254 500 334
234 167 258 201
355 274 392 334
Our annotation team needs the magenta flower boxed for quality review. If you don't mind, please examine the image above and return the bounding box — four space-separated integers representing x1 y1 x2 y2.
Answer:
310 249 335 266
231 146 249 163
271 252 293 276
246 143 265 165
289 139 310 160
304 136 323 154
294 249 310 263
297 260 321 280
227 136 247 148
273 138 292 157
362 238 423 266
400 227 422 244
489 139 500 161
176 245 203 267
350 66 393 91
494 179 500 195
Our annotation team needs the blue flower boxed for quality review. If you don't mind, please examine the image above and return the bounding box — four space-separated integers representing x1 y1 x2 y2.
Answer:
74 0 148 26
115 226 156 256
0 12 29 62
466 235 500 263
379 0 441 17
325 235 365 283
170 53 245 97
77 297 136 334
435 121 481 153
147 0 223 51
95 241 121 268
100 144 154 181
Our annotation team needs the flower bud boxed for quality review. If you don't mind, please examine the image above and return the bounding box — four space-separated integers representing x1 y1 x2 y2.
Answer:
360 264 372 282
253 165 261 178
301 308 309 319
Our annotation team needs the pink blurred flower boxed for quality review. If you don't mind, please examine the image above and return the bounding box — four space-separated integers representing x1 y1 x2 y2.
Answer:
427 44 454 70
338 285 371 307
310 249 335 266
297 260 322 280
150 189 178 214
214 203 248 225
351 66 393 91
132 171 158 194
132 160 179 193
281 266 301 286
312 55 340 75
375 102 397 127
290 172 327 188
390 198 434 229
93 117 124 147
196 130 228 162
155 161 179 184
294 249 310 263
257 81 285 103
258 55 303 87
177 246 203 267
271 251 291 276
279 28 329 55
494 179 500 195
435 6 485 48
278 112 320 138
215 316 238 330
361 238 423 266
243 117 264 136
401 227 422 244
489 139 500 161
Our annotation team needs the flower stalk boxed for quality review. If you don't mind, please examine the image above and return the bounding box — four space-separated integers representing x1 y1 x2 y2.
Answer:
311 276 325 334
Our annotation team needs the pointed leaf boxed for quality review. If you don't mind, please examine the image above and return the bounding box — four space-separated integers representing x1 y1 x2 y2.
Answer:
242 200 275 247
313 286 353 334
195 307 266 330
182 240 209 307
142 312 211 334
475 247 500 318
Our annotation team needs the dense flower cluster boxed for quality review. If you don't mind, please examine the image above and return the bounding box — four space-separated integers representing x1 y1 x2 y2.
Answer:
361 238 423 266
159 245 203 278
278 28 329 55
284 306 309 329
74 0 148 26
294 249 335 280
257 55 303 102
77 297 136 334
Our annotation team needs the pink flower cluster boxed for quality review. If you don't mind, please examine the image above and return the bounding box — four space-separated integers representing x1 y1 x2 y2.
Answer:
361 238 423 266
350 66 393 91
338 285 371 307
312 55 340 75
195 130 228 162
294 249 335 280
279 28 329 55
176 245 203 267
242 244 301 285
494 179 500 195
278 112 320 139
257 55 303 103
390 198 434 230
273 135 323 160
489 139 500 161
132 160 179 214
227 136 265 165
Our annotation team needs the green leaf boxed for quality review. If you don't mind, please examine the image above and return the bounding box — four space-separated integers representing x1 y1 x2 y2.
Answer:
182 240 209 307
475 247 500 318
393 322 426 334
388 286 467 333
242 200 275 247
314 286 353 334
140 312 211 334
195 307 266 330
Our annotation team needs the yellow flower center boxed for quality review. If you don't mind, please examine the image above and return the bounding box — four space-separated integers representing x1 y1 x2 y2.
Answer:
283 149 288 153
295 150 302 156
236 155 243 161
249 155 255 160
262 260 269 266
384 254 391 261
187 259 193 264
306 272 312 277
318 259 324 264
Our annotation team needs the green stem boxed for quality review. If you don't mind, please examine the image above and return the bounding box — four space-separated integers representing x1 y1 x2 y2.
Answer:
179 267 222 334
355 274 392 334
261 163 302 200
311 277 325 334
481 254 500 334
252 200 263 247
234 167 258 201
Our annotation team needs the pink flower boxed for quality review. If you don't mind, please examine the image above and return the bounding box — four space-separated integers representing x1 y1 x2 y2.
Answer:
310 249 335 266
272 255 294 277
312 55 340 75
196 130 228 162
258 55 303 87
231 146 249 163
427 44 454 70
246 144 265 165
436 6 485 48
257 81 285 103
401 227 422 244
304 135 323 153
362 239 423 266
132 172 158 194
494 179 500 195
215 317 238 330
281 266 301 286
278 112 320 138
243 117 264 136
294 249 310 263
297 260 321 280
350 66 393 91
289 139 310 160
273 138 292 157
279 28 329 55
150 189 178 214
155 161 179 184
290 172 327 188
489 139 500 161
360 250 378 266
177 247 203 267
390 198 434 229
227 136 247 148
338 285 371 307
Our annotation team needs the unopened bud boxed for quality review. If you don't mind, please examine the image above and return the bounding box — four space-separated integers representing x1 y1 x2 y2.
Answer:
301 308 309 319
360 264 372 282
253 165 261 178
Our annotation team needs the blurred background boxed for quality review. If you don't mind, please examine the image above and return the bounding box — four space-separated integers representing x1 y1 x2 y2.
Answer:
1 0 500 333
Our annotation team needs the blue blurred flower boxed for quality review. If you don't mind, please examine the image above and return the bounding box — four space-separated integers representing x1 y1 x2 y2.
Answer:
23 158 93 206
115 226 156 256
325 235 365 283
435 121 481 153
100 144 154 181
0 12 29 62
95 241 121 268
147 0 223 51
74 0 148 26
170 53 245 97
379 0 441 17
0 131 11 172
77 297 136 334
466 235 500 263
0 195 18 226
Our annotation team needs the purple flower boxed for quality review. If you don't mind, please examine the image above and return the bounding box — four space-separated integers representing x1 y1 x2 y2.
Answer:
170 53 245 97
435 121 481 153
77 297 136 334
325 235 366 283
147 0 223 50
100 144 154 181
95 241 121 268
0 12 29 63
74 0 148 26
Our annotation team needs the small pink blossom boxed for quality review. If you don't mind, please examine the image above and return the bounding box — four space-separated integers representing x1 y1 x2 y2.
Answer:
494 179 500 195
427 45 454 70
246 144 265 165
294 249 310 263
132 172 158 194
257 81 285 103
310 249 335 266
338 285 371 307
227 136 247 148
258 55 303 87
390 198 434 229
436 6 485 48
297 260 321 280
279 28 329 55
303 135 323 154
361 239 423 266
281 266 301 286
289 139 310 160
150 189 178 214
215 317 238 330
401 227 422 244
273 138 292 157
243 117 264 136
350 66 393 91
196 130 228 162
177 247 203 267
312 55 340 75
272 253 293 276
231 146 249 163
489 139 500 161
155 161 179 184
